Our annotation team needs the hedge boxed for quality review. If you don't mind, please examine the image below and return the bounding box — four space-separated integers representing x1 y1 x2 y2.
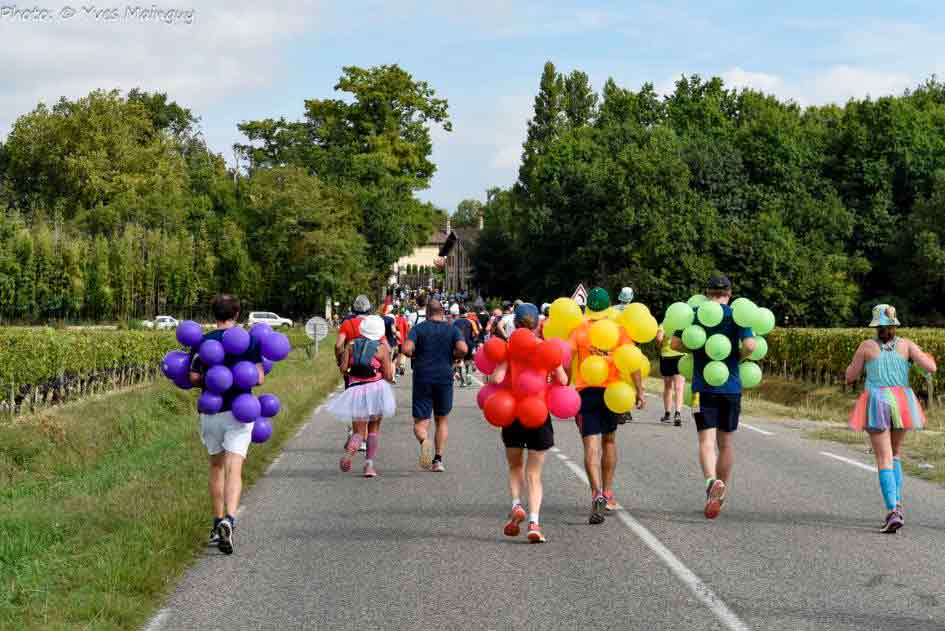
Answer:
0 326 312 415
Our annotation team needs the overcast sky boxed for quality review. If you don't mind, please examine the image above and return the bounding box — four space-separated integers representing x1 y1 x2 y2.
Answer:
1 1 943 212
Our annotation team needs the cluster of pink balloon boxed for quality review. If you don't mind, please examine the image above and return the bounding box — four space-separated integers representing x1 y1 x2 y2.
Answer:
474 328 582 428
160 321 292 444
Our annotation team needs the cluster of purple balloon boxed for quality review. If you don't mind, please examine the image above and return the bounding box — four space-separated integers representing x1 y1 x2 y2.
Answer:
160 320 293 444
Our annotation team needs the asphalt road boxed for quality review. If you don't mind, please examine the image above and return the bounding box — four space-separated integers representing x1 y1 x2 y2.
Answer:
147 372 945 631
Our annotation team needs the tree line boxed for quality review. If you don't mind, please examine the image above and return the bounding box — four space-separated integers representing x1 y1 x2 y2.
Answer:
472 62 945 326
0 66 448 323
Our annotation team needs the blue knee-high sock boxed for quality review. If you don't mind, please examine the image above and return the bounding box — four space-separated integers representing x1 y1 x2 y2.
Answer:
878 469 897 511
893 458 903 505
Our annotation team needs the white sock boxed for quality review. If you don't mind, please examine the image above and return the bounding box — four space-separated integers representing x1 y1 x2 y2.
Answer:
365 459 373 467
529 512 539 524
512 499 522 509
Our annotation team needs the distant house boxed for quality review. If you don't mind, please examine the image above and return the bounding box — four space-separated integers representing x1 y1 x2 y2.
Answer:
439 216 482 295
392 219 449 289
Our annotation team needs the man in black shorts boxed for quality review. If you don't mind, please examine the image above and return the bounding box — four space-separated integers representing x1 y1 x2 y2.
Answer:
671 275 755 519
574 288 645 524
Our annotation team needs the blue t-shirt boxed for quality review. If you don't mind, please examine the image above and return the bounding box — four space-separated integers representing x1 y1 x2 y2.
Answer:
408 320 463 384
191 328 263 412
674 304 753 395
453 318 474 348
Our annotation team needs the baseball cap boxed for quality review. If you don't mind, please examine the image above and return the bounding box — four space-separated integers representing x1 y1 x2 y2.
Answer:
513 302 540 326
618 286 634 303
706 275 732 290
360 315 385 341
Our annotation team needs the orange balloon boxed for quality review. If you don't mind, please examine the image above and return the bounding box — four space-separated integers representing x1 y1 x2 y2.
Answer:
517 395 549 429
535 340 563 371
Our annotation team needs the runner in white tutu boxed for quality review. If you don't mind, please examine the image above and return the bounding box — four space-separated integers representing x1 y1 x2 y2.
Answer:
329 315 396 478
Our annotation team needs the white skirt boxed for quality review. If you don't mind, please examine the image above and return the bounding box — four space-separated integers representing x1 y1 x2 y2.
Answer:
327 380 396 422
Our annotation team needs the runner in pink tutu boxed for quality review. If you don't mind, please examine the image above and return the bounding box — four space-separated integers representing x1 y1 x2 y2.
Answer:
845 304 937 533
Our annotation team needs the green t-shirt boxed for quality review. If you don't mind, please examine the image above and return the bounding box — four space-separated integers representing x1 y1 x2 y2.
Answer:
659 324 684 358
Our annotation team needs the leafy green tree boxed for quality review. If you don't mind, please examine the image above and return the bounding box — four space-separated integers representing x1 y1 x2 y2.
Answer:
452 199 483 228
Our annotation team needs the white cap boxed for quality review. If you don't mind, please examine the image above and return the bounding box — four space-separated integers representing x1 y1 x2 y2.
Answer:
449 303 460 316
360 315 385 341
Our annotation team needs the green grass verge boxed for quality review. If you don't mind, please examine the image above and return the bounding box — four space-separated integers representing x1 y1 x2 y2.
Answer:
645 369 945 489
0 335 339 631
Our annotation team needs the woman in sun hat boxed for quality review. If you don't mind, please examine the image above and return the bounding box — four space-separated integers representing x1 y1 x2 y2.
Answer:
329 315 396 478
845 304 937 533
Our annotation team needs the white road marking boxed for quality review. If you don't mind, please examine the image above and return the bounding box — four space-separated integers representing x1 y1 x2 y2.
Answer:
142 609 172 631
741 423 774 436
559 459 751 631
820 451 877 472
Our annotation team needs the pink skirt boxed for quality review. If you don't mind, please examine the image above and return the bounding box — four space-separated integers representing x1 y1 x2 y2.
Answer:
848 386 925 432
327 380 396 422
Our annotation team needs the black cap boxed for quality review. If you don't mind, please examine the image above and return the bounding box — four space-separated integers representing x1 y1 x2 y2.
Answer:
706 274 732 290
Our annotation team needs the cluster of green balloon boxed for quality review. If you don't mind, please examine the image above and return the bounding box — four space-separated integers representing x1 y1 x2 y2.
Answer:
665 295 776 393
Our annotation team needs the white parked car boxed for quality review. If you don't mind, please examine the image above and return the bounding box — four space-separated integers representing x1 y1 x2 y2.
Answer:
143 315 179 330
248 311 293 329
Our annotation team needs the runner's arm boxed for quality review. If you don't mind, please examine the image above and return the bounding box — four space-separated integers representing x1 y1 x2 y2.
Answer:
552 365 568 386
670 335 685 352
379 343 394 382
907 338 937 374
632 369 646 409
739 336 756 360
492 361 508 384
845 342 869 383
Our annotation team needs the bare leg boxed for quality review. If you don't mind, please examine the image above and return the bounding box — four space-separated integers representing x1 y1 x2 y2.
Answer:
413 419 430 443
506 448 525 502
434 415 449 456
526 451 546 517
716 431 735 486
868 430 893 470
209 454 226 518
582 434 603 494
601 432 618 494
222 452 245 516
698 428 718 480
890 428 906 459
673 375 685 413
662 377 673 413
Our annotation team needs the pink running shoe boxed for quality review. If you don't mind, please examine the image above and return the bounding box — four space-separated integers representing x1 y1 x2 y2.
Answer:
527 522 546 544
363 463 377 478
340 435 361 473
603 490 618 511
504 505 527 537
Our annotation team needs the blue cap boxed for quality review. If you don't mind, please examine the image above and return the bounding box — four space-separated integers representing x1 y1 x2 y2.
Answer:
513 302 540 324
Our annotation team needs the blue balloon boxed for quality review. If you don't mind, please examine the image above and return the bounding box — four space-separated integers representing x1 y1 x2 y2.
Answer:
231 361 259 390
222 327 251 355
161 351 190 380
262 358 274 375
259 393 280 418
250 322 273 343
251 418 273 443
176 320 204 348
199 339 225 366
197 391 223 414
205 365 233 394
261 332 291 362
172 372 193 390
232 393 261 423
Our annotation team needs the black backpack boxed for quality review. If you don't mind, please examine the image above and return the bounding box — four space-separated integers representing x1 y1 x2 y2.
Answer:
349 338 380 378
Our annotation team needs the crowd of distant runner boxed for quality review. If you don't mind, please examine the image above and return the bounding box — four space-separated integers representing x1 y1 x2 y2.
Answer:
192 276 938 554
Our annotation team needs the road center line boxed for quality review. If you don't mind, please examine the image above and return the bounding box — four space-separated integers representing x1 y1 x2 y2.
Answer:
558 459 752 631
741 423 774 436
820 451 877 472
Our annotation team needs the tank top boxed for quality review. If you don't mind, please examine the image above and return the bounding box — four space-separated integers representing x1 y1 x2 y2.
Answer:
347 352 383 385
864 337 910 389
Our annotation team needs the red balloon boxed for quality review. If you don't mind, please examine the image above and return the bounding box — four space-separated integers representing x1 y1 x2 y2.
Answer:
484 337 508 363
517 396 549 429
546 385 581 419
476 383 501 409
516 368 547 397
535 340 563 371
508 328 539 361
545 338 572 369
484 390 517 428
474 347 497 375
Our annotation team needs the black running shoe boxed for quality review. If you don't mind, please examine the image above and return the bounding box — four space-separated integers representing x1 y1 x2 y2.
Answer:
659 412 672 424
673 412 682 427
589 495 607 525
217 518 234 555
208 527 220 547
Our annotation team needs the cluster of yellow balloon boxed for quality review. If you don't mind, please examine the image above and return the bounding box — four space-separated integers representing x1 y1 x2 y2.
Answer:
544 296 659 414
